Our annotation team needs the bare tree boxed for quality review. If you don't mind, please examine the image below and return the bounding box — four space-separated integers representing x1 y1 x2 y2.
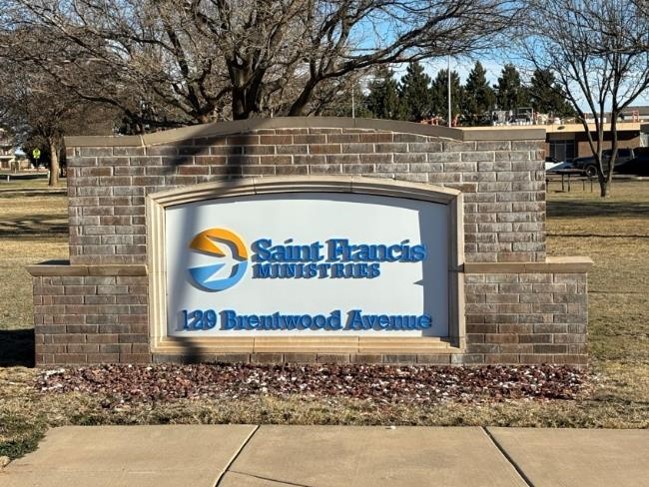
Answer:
520 0 649 197
2 0 519 126
0 56 117 185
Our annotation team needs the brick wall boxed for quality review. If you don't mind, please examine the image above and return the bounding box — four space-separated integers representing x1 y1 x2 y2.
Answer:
28 118 590 366
32 268 588 366
464 271 588 365
33 270 150 365
67 127 546 265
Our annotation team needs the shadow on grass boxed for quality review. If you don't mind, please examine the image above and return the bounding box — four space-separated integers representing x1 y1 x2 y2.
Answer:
0 190 67 198
0 213 68 237
0 329 35 367
547 201 649 219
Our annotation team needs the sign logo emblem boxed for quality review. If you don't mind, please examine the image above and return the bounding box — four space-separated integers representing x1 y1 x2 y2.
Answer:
188 228 248 291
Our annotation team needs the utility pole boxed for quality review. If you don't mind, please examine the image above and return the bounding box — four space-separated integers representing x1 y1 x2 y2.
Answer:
447 55 452 127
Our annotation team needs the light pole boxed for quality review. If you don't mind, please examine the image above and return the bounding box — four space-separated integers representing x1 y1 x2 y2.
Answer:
447 55 452 127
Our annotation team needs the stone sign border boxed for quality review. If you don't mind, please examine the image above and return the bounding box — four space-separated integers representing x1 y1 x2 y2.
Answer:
147 176 465 356
26 117 593 366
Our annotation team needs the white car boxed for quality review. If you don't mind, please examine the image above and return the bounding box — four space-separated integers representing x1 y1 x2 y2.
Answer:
545 161 574 173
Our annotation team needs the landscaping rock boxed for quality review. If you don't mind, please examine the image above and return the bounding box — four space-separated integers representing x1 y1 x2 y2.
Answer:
35 364 588 408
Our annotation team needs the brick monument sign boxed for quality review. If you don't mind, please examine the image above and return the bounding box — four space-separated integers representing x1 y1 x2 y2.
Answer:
28 118 592 366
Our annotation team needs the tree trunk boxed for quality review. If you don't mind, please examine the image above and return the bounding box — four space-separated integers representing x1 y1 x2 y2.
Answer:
598 173 611 197
288 80 318 116
48 140 60 187
599 182 609 197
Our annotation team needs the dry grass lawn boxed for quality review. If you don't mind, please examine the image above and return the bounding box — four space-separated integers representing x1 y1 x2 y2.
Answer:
1 178 648 459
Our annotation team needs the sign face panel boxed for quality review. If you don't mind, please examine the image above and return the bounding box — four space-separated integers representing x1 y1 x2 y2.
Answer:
165 193 449 338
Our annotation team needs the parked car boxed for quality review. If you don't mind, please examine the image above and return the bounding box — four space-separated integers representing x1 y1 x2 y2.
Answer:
545 156 562 171
614 149 649 176
571 148 636 177
545 156 574 173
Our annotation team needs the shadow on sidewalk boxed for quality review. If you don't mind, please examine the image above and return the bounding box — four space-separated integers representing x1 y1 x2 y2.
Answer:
0 329 35 367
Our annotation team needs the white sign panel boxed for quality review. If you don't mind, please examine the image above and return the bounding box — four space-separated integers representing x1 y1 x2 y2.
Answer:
165 193 449 337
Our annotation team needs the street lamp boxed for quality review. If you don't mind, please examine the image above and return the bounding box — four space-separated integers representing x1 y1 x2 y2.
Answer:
447 55 452 128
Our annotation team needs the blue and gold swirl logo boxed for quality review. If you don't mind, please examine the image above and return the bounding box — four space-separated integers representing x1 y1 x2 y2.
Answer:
188 228 248 291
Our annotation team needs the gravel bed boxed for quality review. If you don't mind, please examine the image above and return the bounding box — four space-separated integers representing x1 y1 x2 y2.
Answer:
36 363 588 406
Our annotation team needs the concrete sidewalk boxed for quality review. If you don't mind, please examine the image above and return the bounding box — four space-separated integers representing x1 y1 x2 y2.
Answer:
1 426 648 487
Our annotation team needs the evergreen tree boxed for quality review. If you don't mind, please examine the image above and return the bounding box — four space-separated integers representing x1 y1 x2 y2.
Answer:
495 64 528 112
462 61 496 125
399 62 432 122
365 66 404 120
430 69 463 124
529 69 575 118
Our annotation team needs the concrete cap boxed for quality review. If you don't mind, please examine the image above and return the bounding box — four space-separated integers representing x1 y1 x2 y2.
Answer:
65 117 546 148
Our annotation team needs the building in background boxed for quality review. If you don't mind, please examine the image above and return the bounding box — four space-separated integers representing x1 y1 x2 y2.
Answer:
621 106 649 122
545 121 643 161
463 120 644 162
0 129 15 170
467 105 648 161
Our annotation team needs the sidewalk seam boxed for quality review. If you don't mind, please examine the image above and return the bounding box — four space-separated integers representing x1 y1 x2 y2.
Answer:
481 427 534 487
214 425 260 487
228 470 313 487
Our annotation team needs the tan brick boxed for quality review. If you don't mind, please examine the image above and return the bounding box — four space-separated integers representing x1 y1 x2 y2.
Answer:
54 353 87 364
468 343 499 353
485 334 518 344
53 334 86 343
87 353 120 363
485 353 519 364
534 344 568 354
519 333 552 344
40 344 67 353
132 343 151 353
87 334 119 343
451 354 484 364
283 353 317 363
382 354 417 364
309 144 341 154
213 353 250 363
259 135 293 145
350 354 383 364
119 353 152 363
416 354 451 364
67 344 100 353
316 354 350 364
251 353 283 363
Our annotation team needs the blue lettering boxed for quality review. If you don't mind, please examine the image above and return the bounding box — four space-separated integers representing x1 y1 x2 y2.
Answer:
317 263 332 278
418 315 432 329
387 244 402 261
213 310 429 332
346 310 363 330
331 263 345 278
252 239 272 262
411 245 427 261
221 310 238 330
328 310 342 329
248 315 259 329
378 315 390 329
282 314 301 330
252 263 272 278
362 314 378 329
300 314 312 329
327 239 349 261
313 314 326 329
